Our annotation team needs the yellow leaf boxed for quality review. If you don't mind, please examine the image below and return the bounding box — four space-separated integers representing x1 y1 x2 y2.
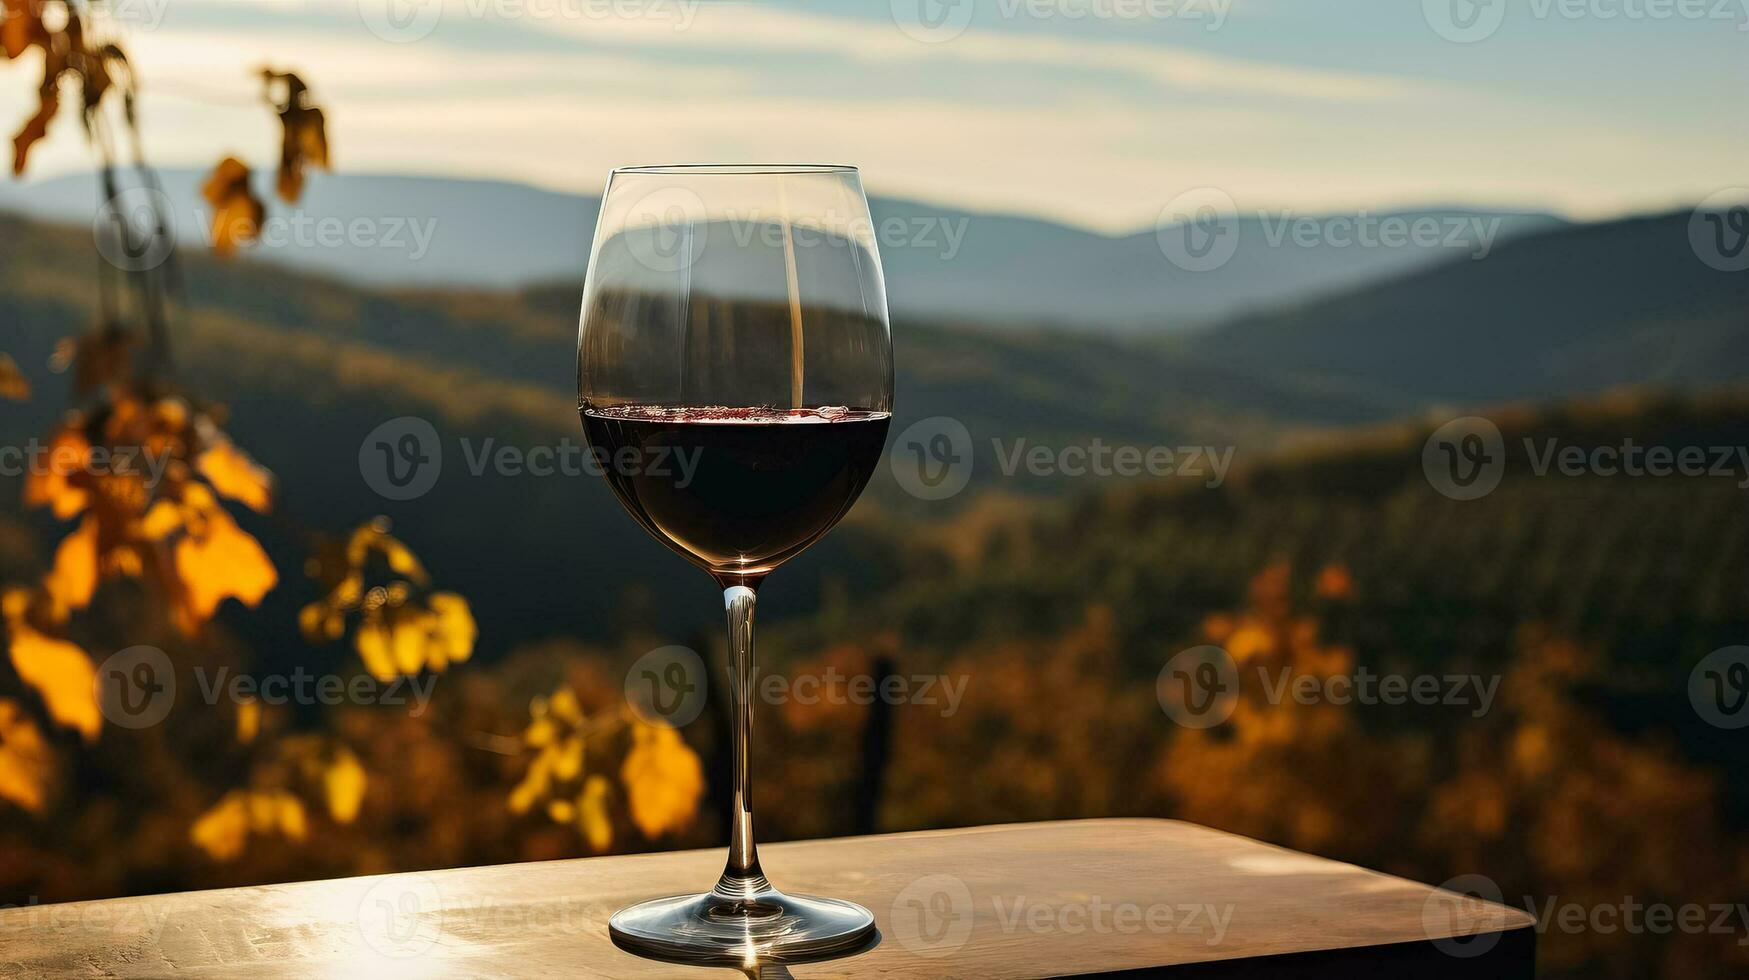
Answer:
549 688 583 725
9 625 100 741
390 610 429 676
139 500 183 540
508 750 551 815
579 775 612 852
43 515 99 611
620 721 704 839
381 539 427 581
355 622 395 682
23 427 91 520
523 716 557 748
196 440 273 513
174 504 277 625
0 699 52 813
546 798 576 823
191 792 249 860
425 592 475 669
297 601 325 641
324 749 366 824
275 792 308 840
552 735 584 782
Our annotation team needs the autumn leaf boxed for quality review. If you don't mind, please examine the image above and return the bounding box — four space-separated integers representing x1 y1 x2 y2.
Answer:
24 425 92 520
0 699 53 813
552 734 584 782
354 620 396 682
13 46 64 176
173 484 277 626
196 439 273 513
191 790 308 860
200 157 264 256
352 595 474 681
620 720 704 839
8 623 100 741
579 774 613 851
252 789 308 840
508 748 550 815
43 515 99 612
378 537 427 582
190 792 248 859
0 352 28 400
425 592 475 670
262 70 329 203
324 748 366 824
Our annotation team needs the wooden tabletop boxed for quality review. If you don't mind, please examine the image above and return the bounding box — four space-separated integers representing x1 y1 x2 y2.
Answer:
0 818 1534 978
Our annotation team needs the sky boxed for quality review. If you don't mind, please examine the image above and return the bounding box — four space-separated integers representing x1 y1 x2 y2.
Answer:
2 0 1745 232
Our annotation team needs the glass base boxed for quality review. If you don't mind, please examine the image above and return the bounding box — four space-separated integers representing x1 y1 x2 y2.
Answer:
609 880 877 968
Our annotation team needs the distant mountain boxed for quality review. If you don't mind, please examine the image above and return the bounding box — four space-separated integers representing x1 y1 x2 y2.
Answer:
3 203 1740 654
1187 211 1749 413
0 170 1565 332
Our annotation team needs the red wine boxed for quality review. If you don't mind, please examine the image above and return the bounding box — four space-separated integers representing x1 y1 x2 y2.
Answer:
581 405 890 583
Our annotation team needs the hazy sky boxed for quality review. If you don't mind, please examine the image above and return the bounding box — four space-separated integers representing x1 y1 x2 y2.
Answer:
4 0 1745 231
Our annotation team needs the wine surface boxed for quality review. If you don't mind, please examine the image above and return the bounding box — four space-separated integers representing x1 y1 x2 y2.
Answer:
580 405 890 582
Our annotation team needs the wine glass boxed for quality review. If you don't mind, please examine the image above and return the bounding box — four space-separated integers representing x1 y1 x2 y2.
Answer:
577 165 893 965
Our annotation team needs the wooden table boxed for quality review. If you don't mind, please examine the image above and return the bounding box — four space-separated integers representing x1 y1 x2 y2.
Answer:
0 819 1534 978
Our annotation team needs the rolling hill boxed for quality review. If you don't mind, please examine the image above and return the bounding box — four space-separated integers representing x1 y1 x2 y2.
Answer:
0 170 1564 333
1187 210 1749 412
2 199 1743 659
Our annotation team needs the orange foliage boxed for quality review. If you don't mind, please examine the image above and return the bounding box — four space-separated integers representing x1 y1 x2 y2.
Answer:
20 396 279 638
1155 561 1407 854
200 157 265 257
508 681 706 851
300 522 475 682
620 720 705 839
0 698 53 812
0 352 28 400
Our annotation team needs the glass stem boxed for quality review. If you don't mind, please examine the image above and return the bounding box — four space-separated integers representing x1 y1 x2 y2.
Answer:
715 583 770 901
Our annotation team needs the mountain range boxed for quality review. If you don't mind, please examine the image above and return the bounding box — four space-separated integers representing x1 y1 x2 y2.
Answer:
1 200 1743 653
0 170 1566 333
